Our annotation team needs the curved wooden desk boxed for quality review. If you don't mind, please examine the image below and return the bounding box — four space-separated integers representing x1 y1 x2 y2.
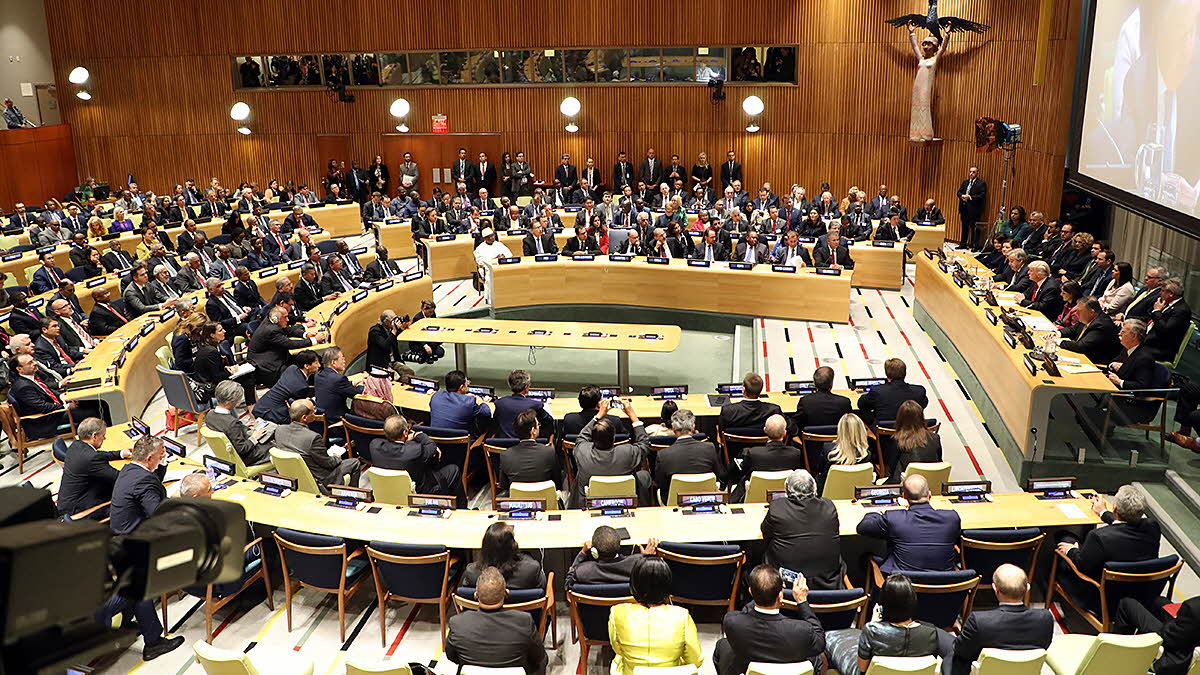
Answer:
304 269 434 360
488 257 852 323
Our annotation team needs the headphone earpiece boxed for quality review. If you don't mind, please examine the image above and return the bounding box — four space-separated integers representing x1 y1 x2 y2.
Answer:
590 545 600 560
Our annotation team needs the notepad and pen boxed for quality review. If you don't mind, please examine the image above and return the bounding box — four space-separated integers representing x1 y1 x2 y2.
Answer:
247 419 276 444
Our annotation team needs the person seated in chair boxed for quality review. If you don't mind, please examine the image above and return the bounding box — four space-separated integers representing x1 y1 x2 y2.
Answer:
497 409 561 495
369 413 466 507
1058 296 1122 365
56 417 132 520
205 381 272 466
445 566 547 675
857 474 961 573
272 398 361 490
948 564 1053 675
713 564 826 675
761 469 846 590
857 358 928 425
653 408 725 505
566 525 658 589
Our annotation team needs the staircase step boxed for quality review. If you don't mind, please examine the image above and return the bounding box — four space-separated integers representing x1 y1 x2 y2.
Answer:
1135 480 1200 573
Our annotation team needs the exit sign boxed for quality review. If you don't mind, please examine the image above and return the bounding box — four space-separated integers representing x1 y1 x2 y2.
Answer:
431 115 448 133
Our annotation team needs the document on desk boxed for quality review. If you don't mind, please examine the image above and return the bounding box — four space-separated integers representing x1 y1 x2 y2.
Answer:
1056 503 1089 519
1022 316 1058 333
230 362 256 378
1060 363 1102 374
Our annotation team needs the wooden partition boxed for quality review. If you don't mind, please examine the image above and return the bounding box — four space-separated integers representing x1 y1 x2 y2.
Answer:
0 124 77 208
45 1 1083 242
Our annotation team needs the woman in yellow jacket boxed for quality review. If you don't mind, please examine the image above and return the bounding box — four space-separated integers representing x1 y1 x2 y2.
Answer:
607 556 702 675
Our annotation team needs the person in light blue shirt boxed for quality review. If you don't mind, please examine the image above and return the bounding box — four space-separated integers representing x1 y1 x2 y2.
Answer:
429 369 492 436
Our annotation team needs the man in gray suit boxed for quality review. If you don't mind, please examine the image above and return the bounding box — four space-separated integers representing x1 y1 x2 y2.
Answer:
172 252 207 293
570 397 652 508
205 381 272 466
123 265 177 317
207 245 239 281
273 398 361 490
148 264 182 305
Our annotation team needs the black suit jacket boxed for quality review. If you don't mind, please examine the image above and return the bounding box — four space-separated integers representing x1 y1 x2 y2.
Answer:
445 608 547 675
638 159 664 188
812 243 854 269
497 440 561 490
88 302 129 337
320 270 354 295
720 399 783 434
364 258 403 282
1067 511 1161 580
101 249 134 273
1116 346 1160 390
720 161 743 188
1155 597 1200 675
692 240 728 261
732 242 769 264
109 463 167 535
760 496 846 590
314 367 362 423
246 322 313 385
857 380 928 424
949 605 1054 675
654 436 725 503
554 163 578 190
1059 313 1122 365
369 434 448 493
1019 276 1063 319
366 322 402 369
57 440 124 517
1124 287 1162 321
522 233 558 256
794 391 853 430
250 364 313 424
1147 299 1193 362
9 375 67 439
718 602 825 675
612 162 634 190
857 502 962 573
956 178 987 218
562 236 600 254
8 306 43 337
34 335 80 376
646 239 685 259
738 441 808 489
293 278 325 312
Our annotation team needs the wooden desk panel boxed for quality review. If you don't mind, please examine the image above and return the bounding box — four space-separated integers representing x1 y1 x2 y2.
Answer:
396 318 681 352
913 253 1114 459
306 272 432 360
490 258 852 323
426 231 573 282
800 241 905 290
374 223 418 260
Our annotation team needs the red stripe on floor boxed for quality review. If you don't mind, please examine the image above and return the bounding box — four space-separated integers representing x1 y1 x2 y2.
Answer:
764 373 771 392
21 462 53 483
384 605 422 657
962 444 985 477
807 327 814 343
1047 600 1071 634
210 609 244 640
918 361 932 380
761 340 768 358
899 330 912 346
814 357 821 368
886 307 896 320
860 344 869 359
937 398 955 423
848 316 855 327
471 295 485 308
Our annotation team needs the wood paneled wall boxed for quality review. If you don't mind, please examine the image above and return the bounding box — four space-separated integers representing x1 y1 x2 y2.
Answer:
0 124 77 208
45 0 1082 240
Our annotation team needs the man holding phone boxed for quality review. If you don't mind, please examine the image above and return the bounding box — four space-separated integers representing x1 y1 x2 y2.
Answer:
713 564 825 675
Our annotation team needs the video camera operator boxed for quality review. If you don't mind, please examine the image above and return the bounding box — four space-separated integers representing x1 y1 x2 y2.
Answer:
367 309 411 375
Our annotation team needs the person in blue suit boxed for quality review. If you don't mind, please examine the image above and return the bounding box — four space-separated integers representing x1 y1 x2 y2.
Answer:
29 252 67 295
314 347 362 424
856 474 961 573
492 369 554 439
250 352 320 424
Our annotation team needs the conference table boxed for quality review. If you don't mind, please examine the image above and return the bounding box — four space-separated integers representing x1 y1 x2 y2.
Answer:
488 257 854 323
61 248 377 424
396 318 682 392
912 251 1116 470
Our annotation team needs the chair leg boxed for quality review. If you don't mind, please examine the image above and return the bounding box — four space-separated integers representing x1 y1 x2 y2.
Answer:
262 568 274 611
284 578 293 631
378 597 388 648
440 597 449 648
338 592 347 642
205 598 214 643
579 642 590 674
160 593 169 637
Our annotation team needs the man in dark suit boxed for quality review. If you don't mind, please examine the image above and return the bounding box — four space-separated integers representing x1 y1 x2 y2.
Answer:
947 564 1053 675
282 206 317 234
858 358 928 424
101 240 134 273
562 225 601 254
553 153 579 192
274 399 362 489
471 152 497 195
9 354 82 439
366 310 405 373
811 230 854 269
913 198 945 225
1059 297 1122 364
580 158 604 200
497 409 561 492
793 366 853 431
199 192 226 220
654 408 725 504
34 318 81 376
769 230 814 267
734 415 807 498
866 185 890 220
363 246 404 281
1017 261 1063 319
570 399 652 507
1107 319 1161 392
232 266 266 316
29 252 66 295
612 151 635 192
123 266 177 317
206 381 272 466
720 373 783 433
370 414 465 506
714 565 826 675
1079 249 1114 298
720 150 742 189
204 278 250 341
760 469 846 590
1146 279 1192 361
561 385 623 438
1002 249 1033 294
1113 595 1200 675
251 354 320 424
293 264 329 311
98 434 185 660
493 369 555 438
314 347 362 424
956 167 987 248
449 147 473 187
1118 266 1166 321
646 226 684 259
171 254 206 295
857 474 962 573
566 525 656 588
87 288 130 337
361 192 387 224
56 418 131 518
732 229 769 264
521 222 558 256
445 567 547 675
638 148 663 189
262 221 291 263
1055 486 1161 612
692 227 728 262
246 305 321 386
320 255 355 295
614 228 646 256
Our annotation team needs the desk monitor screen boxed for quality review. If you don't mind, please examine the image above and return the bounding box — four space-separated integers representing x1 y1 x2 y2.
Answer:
467 384 495 398
527 329 548 336
855 485 902 502
159 309 176 323
944 481 992 495
587 496 636 516
582 331 604 338
608 254 632 262
257 267 279 278
260 473 298 493
647 257 669 265
85 277 108 288
1023 353 1039 377
333 301 350 316
765 489 788 501
203 454 235 477
115 352 127 369
527 388 555 402
784 380 816 395
288 260 305 270
652 385 688 399
850 377 886 391
409 494 454 510
375 280 394 291
139 322 155 337
1029 477 1075 492
161 436 186 458
352 290 368 302
403 271 423 282
475 327 497 334
409 376 439 393
728 261 754 270
329 485 373 502
422 325 440 332
597 386 620 398
678 492 727 507
640 333 661 340
129 416 150 437
716 383 744 397
497 499 546 513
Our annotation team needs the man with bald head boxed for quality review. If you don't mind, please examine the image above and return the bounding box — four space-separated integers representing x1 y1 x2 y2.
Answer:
857 474 962 573
272 398 362 490
947 564 1053 675
445 566 547 675
735 414 807 499
761 469 846 590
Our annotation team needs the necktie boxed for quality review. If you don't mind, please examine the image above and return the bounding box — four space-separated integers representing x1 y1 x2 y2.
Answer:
48 267 59 283
52 339 74 365
830 247 836 264
536 237 544 254
275 235 284 254
34 377 60 405
705 245 713 262
107 303 128 323
744 245 754 263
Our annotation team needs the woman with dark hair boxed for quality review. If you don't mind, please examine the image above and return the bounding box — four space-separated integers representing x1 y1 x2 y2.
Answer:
645 400 679 436
888 400 942 482
608 557 702 675
995 205 1030 243
798 209 827 238
170 312 207 375
667 220 694 257
264 179 284 203
500 152 514 199
460 522 545 590
324 159 344 194
1099 261 1136 316
1056 280 1084 328
826 574 943 675
191 322 256 403
369 155 389 195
